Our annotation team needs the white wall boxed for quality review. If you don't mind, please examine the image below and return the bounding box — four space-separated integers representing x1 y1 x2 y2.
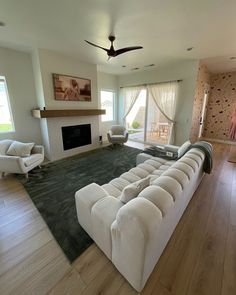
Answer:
33 49 100 161
37 49 98 110
0 47 42 144
118 60 199 145
97 72 118 141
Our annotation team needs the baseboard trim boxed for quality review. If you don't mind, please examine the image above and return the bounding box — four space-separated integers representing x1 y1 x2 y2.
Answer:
201 137 236 146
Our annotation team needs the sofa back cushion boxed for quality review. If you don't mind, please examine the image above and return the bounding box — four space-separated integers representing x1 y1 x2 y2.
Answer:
6 141 35 157
119 176 150 203
0 140 13 155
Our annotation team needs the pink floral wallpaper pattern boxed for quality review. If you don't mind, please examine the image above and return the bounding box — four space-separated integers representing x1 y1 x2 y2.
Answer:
203 71 236 141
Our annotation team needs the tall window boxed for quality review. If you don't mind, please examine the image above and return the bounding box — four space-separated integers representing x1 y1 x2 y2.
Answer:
101 90 115 122
0 77 15 133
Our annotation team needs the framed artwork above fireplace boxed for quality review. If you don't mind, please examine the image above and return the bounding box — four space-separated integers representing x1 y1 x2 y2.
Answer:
52 73 91 101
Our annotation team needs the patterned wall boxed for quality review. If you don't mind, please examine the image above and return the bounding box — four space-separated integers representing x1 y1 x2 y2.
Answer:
190 64 211 142
203 71 236 141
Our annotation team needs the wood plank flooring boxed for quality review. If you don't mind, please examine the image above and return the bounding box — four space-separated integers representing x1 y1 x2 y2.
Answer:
0 143 235 294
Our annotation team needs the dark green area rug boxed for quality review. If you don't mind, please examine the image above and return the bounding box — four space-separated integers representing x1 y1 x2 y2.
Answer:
18 145 142 262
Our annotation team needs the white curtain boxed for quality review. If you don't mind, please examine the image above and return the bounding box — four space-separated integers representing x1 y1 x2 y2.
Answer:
122 86 142 121
147 82 179 144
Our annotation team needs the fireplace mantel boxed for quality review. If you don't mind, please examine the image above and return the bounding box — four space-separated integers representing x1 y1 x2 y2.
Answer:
32 109 105 118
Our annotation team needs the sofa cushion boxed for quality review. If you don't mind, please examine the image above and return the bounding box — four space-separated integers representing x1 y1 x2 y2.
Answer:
171 162 194 180
138 186 174 217
158 164 171 171
138 163 156 173
184 154 201 167
109 178 131 191
120 172 141 183
144 159 163 169
162 168 189 190
178 140 191 158
119 177 150 204
22 154 43 167
110 135 126 142
129 167 149 178
179 158 198 172
152 175 182 201
151 169 164 176
151 157 167 164
188 148 205 160
102 184 122 198
7 141 34 157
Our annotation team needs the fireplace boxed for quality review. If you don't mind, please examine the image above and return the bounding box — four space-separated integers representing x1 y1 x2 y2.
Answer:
61 124 92 150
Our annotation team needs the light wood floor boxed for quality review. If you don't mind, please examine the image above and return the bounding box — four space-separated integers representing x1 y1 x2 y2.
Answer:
0 143 235 295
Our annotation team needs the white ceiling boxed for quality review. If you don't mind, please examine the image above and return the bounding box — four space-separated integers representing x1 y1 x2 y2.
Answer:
0 0 236 74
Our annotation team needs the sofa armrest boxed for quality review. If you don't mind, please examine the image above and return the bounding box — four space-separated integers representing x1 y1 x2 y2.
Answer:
0 155 26 174
111 198 162 292
107 130 112 141
164 144 180 153
91 196 123 258
75 183 109 238
32 145 44 157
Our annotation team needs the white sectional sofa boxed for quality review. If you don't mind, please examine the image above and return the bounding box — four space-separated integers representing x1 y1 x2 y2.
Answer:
75 147 206 292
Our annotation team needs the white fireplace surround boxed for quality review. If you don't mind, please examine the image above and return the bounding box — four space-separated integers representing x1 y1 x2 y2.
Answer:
41 115 100 162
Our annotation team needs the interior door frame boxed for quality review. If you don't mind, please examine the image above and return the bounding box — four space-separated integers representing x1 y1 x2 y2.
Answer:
198 83 210 138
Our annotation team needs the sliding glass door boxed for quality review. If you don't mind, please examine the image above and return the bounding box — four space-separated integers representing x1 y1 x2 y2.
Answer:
146 95 170 144
124 83 177 145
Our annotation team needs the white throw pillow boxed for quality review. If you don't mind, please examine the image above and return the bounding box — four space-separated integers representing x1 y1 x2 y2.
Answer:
7 141 34 157
119 176 150 204
178 140 191 158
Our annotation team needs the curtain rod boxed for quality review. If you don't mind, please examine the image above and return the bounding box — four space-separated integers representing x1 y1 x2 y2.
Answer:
120 79 182 89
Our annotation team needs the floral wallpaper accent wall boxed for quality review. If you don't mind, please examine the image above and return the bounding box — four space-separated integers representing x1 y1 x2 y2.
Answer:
203 71 236 141
190 63 211 142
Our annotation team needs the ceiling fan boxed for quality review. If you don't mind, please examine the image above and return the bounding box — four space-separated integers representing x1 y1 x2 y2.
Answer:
85 35 143 59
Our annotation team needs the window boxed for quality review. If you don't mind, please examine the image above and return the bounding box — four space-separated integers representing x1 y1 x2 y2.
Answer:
0 77 15 133
101 90 115 122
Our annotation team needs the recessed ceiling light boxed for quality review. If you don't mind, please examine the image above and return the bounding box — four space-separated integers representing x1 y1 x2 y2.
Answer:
122 65 126 68
230 57 236 60
0 21 5 27
187 47 194 51
131 67 139 71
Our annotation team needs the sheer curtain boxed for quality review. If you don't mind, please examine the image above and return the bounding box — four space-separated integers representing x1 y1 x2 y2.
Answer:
147 82 179 144
122 86 142 121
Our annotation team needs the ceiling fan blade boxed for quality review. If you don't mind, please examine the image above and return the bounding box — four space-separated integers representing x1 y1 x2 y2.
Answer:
84 40 109 52
115 46 143 56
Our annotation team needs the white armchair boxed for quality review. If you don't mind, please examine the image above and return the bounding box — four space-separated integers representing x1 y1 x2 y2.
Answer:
0 140 44 178
107 125 129 145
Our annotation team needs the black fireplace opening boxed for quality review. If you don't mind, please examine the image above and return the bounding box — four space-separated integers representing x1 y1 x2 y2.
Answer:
61 124 92 150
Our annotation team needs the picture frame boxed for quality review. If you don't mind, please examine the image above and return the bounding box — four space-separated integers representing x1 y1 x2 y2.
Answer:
52 73 91 101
